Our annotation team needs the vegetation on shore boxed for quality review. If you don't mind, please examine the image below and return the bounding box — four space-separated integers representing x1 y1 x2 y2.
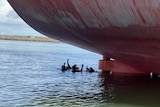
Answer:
0 35 60 42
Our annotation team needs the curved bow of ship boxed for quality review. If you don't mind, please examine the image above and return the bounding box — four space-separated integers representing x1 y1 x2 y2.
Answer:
8 0 160 74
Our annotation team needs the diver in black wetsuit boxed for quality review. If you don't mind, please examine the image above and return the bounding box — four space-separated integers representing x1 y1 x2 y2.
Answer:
61 63 67 71
72 64 84 72
72 64 79 72
86 66 95 73
67 59 71 69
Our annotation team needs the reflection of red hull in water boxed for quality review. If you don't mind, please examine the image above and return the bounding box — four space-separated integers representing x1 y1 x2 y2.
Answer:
8 0 160 74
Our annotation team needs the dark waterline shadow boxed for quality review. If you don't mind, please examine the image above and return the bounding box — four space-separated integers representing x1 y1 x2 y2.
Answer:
99 72 160 107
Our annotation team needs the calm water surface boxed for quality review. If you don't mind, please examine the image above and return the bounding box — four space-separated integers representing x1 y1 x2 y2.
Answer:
0 40 160 107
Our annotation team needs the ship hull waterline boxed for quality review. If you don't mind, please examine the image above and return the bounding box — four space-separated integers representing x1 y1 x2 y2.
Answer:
8 0 160 74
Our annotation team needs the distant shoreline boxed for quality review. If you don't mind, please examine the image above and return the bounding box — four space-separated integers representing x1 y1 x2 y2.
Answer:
0 35 60 43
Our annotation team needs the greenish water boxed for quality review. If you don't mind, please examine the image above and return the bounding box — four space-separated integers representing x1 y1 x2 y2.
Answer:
0 40 160 107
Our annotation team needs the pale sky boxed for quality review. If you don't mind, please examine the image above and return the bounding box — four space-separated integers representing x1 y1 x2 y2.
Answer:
0 0 44 36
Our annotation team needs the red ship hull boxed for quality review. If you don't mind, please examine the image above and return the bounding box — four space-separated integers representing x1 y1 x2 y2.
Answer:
8 0 160 74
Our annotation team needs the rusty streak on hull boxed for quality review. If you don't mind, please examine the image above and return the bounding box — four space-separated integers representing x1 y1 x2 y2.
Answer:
8 0 160 74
